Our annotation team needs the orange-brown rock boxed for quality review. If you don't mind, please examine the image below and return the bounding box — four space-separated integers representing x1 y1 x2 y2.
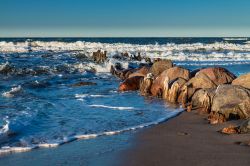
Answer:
128 66 150 78
149 60 174 77
178 67 236 108
208 112 226 124
196 67 236 85
150 67 190 97
165 77 188 103
118 76 144 91
221 126 238 134
189 88 216 114
139 73 154 96
211 85 250 121
232 72 250 89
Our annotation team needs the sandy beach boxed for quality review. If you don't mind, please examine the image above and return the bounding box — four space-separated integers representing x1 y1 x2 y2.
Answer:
120 111 250 166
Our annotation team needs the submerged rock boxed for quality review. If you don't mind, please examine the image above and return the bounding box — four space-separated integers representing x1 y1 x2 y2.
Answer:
0 62 14 75
71 82 97 87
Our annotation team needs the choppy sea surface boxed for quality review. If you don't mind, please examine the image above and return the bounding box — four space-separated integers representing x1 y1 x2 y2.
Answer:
0 38 249 158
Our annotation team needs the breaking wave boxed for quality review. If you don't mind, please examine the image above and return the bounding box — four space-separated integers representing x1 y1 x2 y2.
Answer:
1 40 250 62
0 110 181 155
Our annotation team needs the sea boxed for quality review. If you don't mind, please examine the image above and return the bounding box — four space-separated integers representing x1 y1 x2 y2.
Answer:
0 37 249 165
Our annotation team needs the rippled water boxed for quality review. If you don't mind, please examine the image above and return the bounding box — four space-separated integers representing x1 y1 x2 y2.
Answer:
0 38 249 155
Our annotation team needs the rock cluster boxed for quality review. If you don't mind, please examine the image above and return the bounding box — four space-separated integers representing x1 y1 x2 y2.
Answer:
111 59 250 132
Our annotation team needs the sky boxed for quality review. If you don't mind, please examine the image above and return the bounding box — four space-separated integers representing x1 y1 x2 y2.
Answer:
0 0 250 37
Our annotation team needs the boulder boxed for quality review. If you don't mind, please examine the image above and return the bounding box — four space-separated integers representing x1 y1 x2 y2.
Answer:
189 88 216 113
119 76 144 91
150 67 190 97
140 73 154 96
210 85 250 124
178 75 217 107
128 66 150 78
110 65 136 80
239 119 250 134
196 67 236 86
149 60 173 77
165 77 188 103
232 73 250 89
178 67 236 108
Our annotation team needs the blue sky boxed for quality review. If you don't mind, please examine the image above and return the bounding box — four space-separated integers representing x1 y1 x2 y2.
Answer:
0 0 250 37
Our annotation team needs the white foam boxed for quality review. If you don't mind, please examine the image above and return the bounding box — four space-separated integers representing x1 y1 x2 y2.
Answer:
223 38 248 41
89 104 135 110
37 143 59 148
1 41 250 61
75 94 106 99
0 146 34 154
0 119 9 135
0 109 182 155
2 85 22 98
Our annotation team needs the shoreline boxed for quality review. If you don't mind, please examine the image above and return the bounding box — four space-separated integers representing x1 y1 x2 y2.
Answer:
119 111 250 166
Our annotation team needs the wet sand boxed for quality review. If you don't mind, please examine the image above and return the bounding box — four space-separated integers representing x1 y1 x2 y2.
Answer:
120 112 250 166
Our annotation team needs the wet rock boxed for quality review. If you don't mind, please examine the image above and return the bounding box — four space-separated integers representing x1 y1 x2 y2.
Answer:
110 65 136 80
144 57 152 63
150 66 190 97
92 50 107 63
238 119 250 134
179 67 235 108
113 52 130 60
128 66 150 78
139 73 154 96
166 77 188 103
210 85 250 124
119 76 144 91
221 125 238 134
0 62 14 75
189 88 216 114
149 59 174 77
71 82 97 87
232 73 250 89
130 52 142 61
121 52 129 58
208 112 226 124
75 53 88 60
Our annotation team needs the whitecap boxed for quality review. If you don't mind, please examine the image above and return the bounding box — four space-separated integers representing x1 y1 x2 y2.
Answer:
89 104 135 110
2 40 250 62
2 85 22 98
75 94 106 99
0 119 9 135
